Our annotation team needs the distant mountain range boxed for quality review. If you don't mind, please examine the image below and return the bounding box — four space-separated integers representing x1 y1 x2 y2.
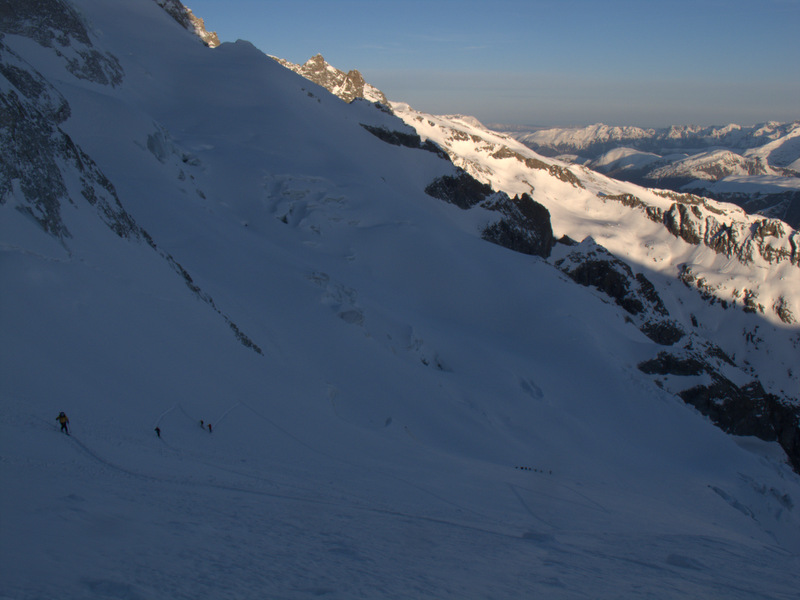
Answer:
493 122 800 228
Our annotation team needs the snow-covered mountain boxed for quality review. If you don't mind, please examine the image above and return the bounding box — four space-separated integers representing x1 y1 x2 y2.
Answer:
2 1 800 598
384 104 800 474
294 57 800 448
497 122 800 228
504 122 800 159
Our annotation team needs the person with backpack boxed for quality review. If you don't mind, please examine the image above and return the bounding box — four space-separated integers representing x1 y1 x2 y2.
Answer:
56 412 70 435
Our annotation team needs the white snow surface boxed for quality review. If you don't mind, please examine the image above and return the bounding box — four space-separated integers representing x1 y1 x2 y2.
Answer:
2 1 800 599
591 147 663 172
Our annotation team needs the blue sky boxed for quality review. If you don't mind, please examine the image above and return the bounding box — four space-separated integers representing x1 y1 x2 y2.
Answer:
184 0 800 128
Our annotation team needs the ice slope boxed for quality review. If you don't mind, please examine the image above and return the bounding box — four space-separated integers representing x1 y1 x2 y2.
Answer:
1 1 800 598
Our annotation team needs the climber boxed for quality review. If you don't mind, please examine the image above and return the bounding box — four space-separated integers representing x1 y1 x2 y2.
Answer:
56 412 70 435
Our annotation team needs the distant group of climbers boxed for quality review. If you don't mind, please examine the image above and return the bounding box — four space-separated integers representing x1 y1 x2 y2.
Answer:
155 420 212 437
153 420 212 437
56 411 213 438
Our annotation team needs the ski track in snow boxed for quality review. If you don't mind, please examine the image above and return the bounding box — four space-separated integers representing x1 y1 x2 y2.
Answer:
3 400 798 599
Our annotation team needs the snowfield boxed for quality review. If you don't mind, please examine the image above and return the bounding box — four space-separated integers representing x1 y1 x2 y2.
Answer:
1 1 799 599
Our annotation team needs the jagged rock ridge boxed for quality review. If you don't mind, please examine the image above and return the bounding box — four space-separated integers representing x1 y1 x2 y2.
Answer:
155 0 221 47
274 53 388 105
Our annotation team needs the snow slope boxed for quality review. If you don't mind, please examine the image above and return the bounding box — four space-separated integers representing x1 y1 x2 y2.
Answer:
390 103 800 365
2 1 800 598
590 146 664 173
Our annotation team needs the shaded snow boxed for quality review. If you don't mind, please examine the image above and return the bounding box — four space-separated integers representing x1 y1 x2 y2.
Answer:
1 1 800 599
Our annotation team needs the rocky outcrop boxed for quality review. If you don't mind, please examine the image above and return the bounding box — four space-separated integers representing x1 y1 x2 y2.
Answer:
275 54 388 105
663 202 704 245
424 171 495 210
639 351 800 474
604 191 800 268
553 238 684 345
490 146 583 188
481 193 555 259
422 173 554 258
0 40 132 241
155 0 221 48
1 0 123 86
360 124 448 159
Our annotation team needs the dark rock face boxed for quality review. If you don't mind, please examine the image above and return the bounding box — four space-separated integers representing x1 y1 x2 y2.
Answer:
639 321 686 346
556 240 663 305
564 259 645 314
422 171 555 258
1 0 123 86
424 171 495 209
638 352 705 376
0 40 133 241
639 351 800 474
363 121 556 260
481 193 555 259
554 239 683 345
361 125 449 159
1 89 70 239
664 203 704 245
2 0 92 47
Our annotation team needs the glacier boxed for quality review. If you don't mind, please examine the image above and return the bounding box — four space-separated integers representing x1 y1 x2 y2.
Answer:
1 1 799 598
